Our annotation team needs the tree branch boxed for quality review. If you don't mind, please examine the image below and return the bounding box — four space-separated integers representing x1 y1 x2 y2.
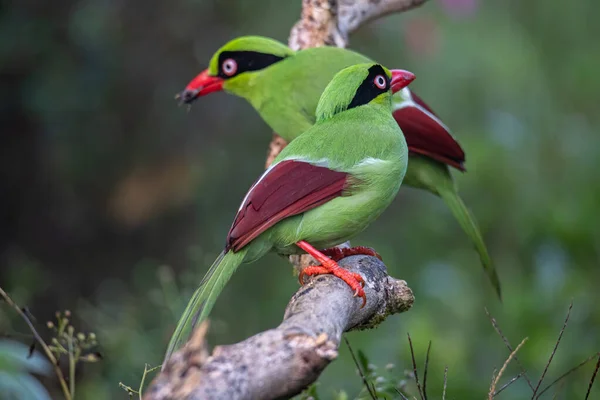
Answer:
145 255 414 400
338 0 429 39
288 0 428 51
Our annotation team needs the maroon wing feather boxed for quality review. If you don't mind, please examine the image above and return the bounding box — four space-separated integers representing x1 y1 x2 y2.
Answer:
393 90 466 171
226 160 348 252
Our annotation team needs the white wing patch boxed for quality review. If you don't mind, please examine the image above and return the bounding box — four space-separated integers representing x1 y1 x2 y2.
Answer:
280 155 331 168
237 164 274 212
354 157 388 168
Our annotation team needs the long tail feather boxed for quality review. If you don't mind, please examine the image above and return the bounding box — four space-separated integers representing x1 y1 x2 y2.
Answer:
437 187 502 300
162 249 246 366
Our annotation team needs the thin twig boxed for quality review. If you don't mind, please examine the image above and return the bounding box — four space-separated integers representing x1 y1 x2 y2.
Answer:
139 364 161 399
489 368 497 396
422 341 432 400
494 373 522 397
0 287 72 400
489 337 528 399
22 307 37 323
531 301 573 398
67 333 75 398
536 352 599 398
485 307 535 392
442 366 448 400
139 365 150 398
395 388 410 400
407 333 425 400
343 336 377 400
118 382 136 398
585 354 600 400
119 363 161 399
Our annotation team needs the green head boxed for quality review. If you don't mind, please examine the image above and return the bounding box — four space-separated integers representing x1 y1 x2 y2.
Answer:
315 63 416 122
178 36 294 103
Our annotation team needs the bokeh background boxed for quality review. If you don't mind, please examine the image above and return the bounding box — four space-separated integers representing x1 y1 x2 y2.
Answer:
2 0 599 398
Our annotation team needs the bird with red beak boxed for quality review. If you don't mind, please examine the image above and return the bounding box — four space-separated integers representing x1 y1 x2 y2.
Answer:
165 63 417 363
178 35 501 300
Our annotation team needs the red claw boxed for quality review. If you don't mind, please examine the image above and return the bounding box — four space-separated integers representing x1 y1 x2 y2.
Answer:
296 241 367 308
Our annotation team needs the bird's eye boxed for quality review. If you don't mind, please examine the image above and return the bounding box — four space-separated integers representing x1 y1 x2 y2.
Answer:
374 74 387 89
222 58 238 76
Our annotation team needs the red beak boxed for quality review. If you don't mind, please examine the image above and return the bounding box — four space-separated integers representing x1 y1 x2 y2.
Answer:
390 70 416 94
177 69 224 104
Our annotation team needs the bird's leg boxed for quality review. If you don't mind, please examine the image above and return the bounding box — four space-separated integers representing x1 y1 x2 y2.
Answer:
320 246 383 262
296 240 366 307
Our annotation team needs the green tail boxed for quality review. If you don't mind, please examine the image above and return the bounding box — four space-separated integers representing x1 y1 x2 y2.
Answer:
437 187 502 300
404 156 502 300
163 249 246 365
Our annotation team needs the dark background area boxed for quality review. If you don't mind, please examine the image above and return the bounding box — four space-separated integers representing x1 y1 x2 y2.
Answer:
1 0 599 398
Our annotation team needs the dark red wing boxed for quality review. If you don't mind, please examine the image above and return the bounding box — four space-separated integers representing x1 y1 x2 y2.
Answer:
393 90 466 171
226 160 348 252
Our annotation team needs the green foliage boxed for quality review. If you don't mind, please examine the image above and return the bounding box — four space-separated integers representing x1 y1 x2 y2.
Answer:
0 340 52 400
46 310 102 398
296 382 321 400
46 310 101 365
0 289 102 400
353 358 412 399
1 0 600 398
296 345 413 400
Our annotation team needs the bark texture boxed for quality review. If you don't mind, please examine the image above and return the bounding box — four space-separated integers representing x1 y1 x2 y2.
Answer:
145 255 414 400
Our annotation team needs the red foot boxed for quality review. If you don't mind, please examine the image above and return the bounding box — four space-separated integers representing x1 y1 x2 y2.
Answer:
321 246 383 262
296 241 367 308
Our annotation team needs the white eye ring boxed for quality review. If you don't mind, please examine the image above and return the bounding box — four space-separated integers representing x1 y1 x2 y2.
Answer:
374 74 387 89
222 58 237 76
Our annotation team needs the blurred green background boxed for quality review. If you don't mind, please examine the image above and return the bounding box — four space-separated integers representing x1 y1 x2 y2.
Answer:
1 0 599 398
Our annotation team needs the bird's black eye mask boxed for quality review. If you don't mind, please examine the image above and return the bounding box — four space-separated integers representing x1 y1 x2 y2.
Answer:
217 51 287 79
347 65 391 110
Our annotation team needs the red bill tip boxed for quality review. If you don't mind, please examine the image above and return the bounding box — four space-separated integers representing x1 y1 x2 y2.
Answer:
390 69 416 94
177 69 224 104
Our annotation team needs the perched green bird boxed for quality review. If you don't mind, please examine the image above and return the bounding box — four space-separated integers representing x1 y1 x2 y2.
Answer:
179 36 501 300
164 64 415 363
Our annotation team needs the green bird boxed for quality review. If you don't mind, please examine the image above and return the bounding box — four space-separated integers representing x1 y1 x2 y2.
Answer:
164 64 415 363
179 35 501 300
